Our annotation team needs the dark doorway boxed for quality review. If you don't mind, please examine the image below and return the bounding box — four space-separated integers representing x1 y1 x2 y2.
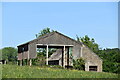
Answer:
0 60 6 64
48 60 59 65
89 66 97 71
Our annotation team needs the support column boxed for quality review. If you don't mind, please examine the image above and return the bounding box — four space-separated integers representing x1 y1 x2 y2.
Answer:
20 60 22 66
17 60 18 65
4 60 6 65
67 48 69 67
28 50 30 66
46 45 48 65
62 48 63 67
30 59 32 66
63 45 65 67
81 47 83 57
85 62 89 71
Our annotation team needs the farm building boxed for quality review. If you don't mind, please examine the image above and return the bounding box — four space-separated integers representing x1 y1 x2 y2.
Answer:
17 31 102 72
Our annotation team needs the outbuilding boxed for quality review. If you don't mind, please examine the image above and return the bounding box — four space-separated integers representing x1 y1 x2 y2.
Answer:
17 31 102 72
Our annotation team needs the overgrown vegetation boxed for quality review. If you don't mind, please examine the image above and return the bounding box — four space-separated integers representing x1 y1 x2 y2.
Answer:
73 58 85 70
2 64 118 78
32 55 46 66
35 27 56 38
77 35 120 73
97 48 120 73
76 35 99 53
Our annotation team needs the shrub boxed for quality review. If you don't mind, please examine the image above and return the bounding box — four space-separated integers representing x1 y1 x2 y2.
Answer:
48 65 64 69
32 55 46 66
73 58 85 70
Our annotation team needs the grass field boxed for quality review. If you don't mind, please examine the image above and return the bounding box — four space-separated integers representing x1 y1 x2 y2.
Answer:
2 64 118 78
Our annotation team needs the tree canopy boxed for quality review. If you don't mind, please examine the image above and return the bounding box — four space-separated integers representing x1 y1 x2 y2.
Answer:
2 47 17 62
97 48 120 73
35 27 55 38
76 35 99 53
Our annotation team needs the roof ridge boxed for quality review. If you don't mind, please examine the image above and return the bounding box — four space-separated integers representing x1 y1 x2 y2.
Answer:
54 31 83 45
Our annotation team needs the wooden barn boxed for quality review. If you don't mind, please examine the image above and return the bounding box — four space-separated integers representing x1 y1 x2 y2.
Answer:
17 31 102 72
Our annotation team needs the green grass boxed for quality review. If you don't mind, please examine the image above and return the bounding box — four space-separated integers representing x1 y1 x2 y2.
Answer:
0 64 2 79
2 64 118 78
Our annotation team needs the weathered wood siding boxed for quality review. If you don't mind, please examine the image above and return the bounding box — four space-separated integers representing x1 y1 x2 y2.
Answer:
29 42 37 58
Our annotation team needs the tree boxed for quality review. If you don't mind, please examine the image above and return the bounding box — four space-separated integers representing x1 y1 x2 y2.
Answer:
98 48 120 73
2 47 17 63
35 27 55 38
76 35 99 53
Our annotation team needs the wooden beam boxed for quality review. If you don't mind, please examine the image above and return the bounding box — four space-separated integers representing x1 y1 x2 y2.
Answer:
17 60 18 65
62 48 63 67
37 44 73 47
46 45 48 65
28 51 29 60
30 59 32 66
67 48 69 67
63 45 65 67
20 60 22 66
4 60 6 65
81 47 83 57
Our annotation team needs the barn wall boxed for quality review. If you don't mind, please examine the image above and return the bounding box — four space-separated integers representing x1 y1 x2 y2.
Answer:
82 47 102 72
18 44 29 60
29 42 37 59
18 51 29 60
18 53 22 60
22 51 29 59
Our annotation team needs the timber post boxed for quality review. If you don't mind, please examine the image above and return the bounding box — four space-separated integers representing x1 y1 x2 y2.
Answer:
46 45 48 65
20 60 22 66
30 59 32 66
63 45 65 67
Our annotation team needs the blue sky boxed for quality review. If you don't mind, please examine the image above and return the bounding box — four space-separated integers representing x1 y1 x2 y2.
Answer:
2 2 118 49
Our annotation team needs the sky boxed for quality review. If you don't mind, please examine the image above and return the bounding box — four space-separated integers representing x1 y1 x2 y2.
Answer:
2 2 118 49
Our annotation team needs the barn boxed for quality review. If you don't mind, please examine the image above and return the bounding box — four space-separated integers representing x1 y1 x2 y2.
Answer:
17 31 102 72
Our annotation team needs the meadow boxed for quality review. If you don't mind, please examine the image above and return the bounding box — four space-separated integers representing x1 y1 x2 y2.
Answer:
2 64 118 78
